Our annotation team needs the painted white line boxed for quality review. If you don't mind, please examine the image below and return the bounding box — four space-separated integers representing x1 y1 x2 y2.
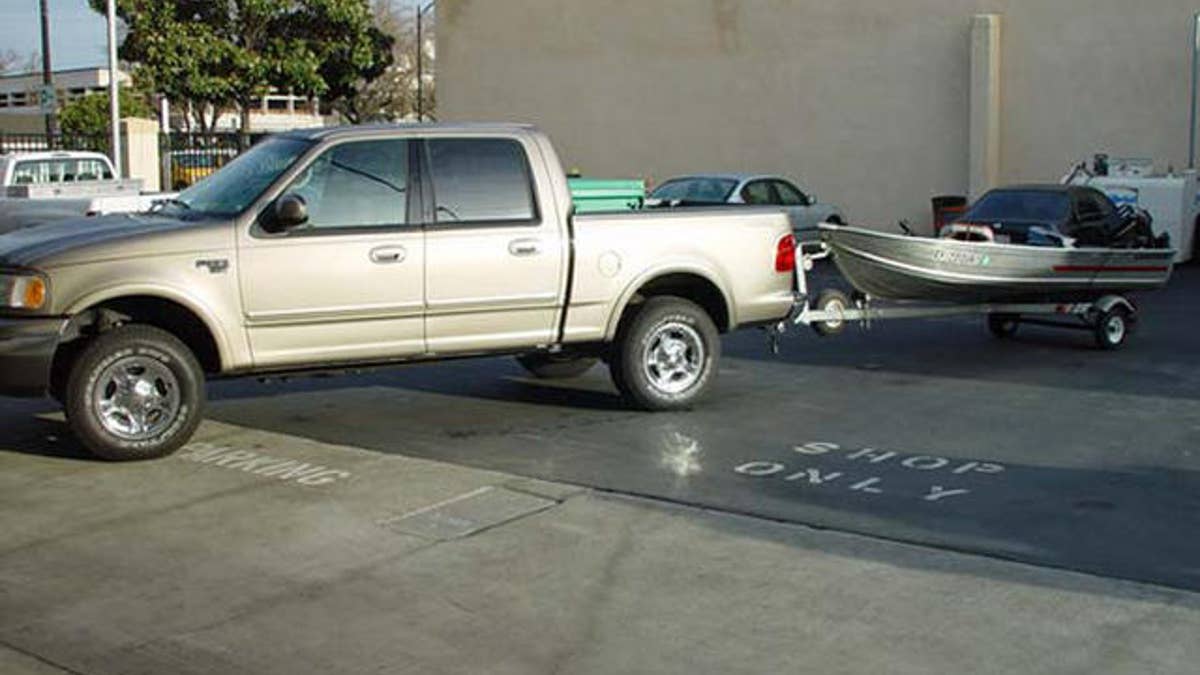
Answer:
378 486 495 526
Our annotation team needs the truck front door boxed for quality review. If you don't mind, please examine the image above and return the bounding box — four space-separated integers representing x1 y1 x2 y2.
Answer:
238 138 425 367
421 136 565 353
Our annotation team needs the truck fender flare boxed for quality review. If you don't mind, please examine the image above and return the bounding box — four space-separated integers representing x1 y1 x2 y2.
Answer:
64 284 231 369
605 264 734 341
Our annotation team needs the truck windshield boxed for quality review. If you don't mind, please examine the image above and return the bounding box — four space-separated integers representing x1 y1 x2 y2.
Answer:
168 137 313 217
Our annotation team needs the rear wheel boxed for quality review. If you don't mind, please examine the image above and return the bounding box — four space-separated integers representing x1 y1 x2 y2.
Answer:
516 353 598 379
609 297 719 411
1094 307 1131 350
64 325 206 461
987 313 1020 339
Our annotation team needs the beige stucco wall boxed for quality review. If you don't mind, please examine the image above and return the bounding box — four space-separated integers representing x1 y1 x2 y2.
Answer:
438 0 1196 230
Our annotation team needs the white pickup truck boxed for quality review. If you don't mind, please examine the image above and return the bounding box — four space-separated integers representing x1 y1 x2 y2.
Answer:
0 151 170 234
0 124 798 460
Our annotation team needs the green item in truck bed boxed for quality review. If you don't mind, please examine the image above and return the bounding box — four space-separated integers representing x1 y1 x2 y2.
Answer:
568 178 645 213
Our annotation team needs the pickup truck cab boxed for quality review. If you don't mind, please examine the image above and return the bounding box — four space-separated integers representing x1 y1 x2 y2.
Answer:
0 124 797 460
0 151 171 234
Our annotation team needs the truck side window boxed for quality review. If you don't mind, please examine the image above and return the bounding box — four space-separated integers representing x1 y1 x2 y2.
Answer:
283 139 409 230
427 138 537 224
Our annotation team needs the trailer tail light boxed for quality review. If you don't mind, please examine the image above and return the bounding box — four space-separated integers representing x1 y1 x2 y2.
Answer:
775 234 797 273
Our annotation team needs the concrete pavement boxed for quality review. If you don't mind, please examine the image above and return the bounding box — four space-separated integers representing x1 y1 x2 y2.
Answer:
2 419 1199 674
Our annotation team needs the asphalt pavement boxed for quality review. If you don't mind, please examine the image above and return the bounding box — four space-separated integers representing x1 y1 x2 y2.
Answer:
3 264 1200 673
197 263 1200 591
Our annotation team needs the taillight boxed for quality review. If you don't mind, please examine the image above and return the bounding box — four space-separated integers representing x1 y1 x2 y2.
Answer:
775 234 796 273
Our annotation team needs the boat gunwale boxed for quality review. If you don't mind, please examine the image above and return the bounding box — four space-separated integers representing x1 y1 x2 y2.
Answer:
818 223 1178 259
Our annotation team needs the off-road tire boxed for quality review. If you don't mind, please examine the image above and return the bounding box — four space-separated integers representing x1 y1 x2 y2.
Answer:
516 353 599 379
609 296 720 411
64 325 206 461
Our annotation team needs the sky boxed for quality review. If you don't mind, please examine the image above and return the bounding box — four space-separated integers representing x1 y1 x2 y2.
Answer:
0 0 110 73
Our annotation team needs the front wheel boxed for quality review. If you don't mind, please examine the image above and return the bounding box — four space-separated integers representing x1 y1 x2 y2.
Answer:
610 297 720 411
64 325 206 461
811 289 851 337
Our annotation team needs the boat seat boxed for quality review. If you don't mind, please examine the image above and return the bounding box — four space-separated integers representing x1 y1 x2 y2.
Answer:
939 223 994 243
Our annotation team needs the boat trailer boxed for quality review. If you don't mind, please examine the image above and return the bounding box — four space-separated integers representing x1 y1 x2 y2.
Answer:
777 245 1139 351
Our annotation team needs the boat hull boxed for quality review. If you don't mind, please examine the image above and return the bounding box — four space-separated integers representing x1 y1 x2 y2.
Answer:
820 225 1175 303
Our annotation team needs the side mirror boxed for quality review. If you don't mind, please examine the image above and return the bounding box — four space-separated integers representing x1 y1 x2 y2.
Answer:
270 193 308 232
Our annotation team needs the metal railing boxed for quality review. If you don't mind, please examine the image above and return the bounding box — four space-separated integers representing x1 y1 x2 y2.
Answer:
159 132 267 190
0 132 110 155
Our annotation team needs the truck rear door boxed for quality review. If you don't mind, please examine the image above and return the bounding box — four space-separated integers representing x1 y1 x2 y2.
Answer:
420 136 565 353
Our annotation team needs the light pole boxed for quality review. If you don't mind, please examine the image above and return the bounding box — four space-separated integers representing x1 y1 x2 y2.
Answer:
416 0 436 121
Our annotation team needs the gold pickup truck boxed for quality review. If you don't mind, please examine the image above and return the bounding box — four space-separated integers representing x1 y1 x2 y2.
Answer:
0 124 797 460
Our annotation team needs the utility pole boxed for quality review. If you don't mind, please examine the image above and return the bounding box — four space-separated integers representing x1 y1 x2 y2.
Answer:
39 0 58 138
416 1 436 121
106 0 122 177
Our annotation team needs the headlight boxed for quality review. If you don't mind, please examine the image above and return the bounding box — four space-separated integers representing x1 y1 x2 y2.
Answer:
0 273 49 311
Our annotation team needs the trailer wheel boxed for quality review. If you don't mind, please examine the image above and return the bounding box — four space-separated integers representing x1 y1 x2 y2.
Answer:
987 313 1020 339
1094 307 1131 350
811 289 851 337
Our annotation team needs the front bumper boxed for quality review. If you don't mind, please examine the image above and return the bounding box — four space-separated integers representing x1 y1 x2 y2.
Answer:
0 316 68 398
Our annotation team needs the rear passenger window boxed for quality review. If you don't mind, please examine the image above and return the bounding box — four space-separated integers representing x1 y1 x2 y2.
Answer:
427 139 537 224
741 181 776 205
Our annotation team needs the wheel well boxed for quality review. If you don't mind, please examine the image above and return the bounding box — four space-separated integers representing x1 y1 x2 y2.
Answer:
52 296 222 389
624 273 730 333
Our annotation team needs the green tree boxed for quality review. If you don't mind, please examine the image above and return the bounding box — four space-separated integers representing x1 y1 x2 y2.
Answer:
92 0 391 132
59 91 153 137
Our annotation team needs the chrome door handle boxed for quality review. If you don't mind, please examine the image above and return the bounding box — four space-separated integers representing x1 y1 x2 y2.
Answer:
369 245 407 264
509 238 542 256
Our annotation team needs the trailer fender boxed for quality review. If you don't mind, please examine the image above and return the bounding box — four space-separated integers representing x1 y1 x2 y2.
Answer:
1093 295 1136 319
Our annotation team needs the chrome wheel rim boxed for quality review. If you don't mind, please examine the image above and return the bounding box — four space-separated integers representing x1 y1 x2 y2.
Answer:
1105 315 1126 344
92 356 181 440
643 322 705 395
824 299 846 330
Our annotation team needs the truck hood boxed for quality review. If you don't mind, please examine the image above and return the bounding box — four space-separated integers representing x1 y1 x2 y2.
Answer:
0 212 232 269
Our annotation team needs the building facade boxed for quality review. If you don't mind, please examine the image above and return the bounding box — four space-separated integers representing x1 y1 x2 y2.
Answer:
437 0 1197 229
0 67 132 134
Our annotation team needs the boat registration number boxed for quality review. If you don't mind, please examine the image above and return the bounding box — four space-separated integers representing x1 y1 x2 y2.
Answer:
933 249 991 267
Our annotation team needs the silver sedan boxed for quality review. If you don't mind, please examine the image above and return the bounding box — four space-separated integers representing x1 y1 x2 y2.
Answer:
646 174 845 240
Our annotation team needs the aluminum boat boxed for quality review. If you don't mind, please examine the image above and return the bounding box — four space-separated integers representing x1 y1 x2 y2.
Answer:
819 224 1176 303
